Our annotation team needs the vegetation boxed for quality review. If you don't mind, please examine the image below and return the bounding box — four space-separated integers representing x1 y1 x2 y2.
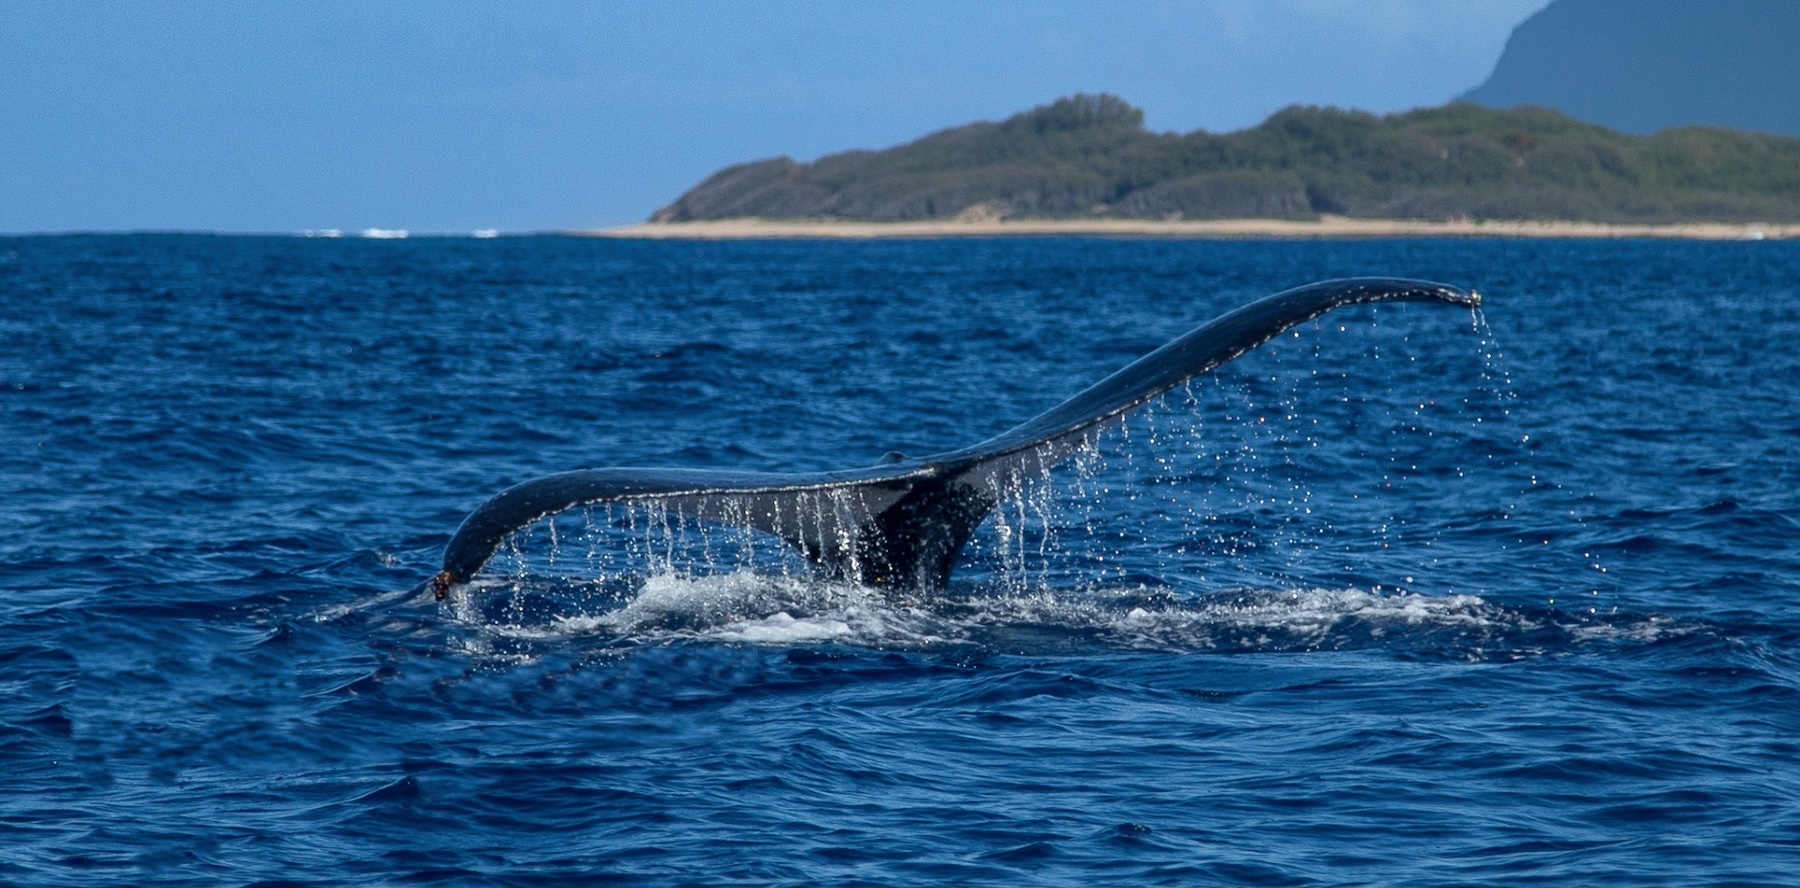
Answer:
653 94 1800 223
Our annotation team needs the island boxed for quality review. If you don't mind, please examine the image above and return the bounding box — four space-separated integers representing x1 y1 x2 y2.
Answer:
601 0 1800 240
610 93 1800 240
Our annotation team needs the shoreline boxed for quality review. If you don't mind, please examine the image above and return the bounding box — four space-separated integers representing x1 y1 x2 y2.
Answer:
586 216 1797 241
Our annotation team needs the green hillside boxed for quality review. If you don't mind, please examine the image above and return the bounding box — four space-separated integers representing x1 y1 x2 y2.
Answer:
653 94 1800 223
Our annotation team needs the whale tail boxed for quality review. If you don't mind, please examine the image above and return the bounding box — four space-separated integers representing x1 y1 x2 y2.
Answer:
432 277 1478 598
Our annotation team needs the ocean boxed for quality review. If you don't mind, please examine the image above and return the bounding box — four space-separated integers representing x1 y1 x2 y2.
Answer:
3 234 1797 884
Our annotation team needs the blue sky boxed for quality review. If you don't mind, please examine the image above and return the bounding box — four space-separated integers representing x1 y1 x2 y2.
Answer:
0 1 1547 233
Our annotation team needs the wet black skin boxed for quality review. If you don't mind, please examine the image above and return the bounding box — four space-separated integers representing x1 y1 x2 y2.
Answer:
432 278 1479 598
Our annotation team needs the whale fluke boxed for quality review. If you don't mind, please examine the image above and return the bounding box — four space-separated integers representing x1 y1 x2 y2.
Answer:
432 277 1478 598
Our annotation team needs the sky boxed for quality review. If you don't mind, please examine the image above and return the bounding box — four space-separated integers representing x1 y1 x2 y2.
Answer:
0 1 1548 234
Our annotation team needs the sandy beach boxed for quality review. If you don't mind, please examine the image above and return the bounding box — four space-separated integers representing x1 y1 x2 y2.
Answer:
588 216 1798 241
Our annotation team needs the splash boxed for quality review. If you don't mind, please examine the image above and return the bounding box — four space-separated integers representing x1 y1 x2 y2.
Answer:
439 566 1680 662
440 293 1623 660
432 279 1479 594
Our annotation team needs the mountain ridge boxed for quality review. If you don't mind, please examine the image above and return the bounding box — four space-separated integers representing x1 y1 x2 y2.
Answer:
1462 0 1800 137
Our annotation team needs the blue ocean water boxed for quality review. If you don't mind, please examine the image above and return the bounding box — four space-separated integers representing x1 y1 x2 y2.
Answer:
2 234 1798 884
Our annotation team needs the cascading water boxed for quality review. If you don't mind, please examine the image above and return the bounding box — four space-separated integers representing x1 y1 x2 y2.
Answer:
449 303 1615 660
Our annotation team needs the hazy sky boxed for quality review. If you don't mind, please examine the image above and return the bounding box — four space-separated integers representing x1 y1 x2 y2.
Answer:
1 1 1548 233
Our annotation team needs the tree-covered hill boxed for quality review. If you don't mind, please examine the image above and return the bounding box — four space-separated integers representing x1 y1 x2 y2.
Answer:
652 94 1800 224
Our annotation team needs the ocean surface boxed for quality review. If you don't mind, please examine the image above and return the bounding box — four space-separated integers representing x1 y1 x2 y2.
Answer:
3 234 1797 885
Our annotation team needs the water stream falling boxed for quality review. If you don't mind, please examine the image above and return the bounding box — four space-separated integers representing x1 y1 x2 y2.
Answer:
451 302 1616 662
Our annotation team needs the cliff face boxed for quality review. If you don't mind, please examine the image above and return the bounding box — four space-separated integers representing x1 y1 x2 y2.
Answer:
652 95 1800 224
1462 0 1800 136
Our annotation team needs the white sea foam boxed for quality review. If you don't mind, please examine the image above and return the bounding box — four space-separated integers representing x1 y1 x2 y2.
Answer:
540 572 951 647
361 227 408 239
1566 613 1689 644
445 567 1585 659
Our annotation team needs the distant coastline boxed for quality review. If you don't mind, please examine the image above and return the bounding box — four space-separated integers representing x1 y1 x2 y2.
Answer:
648 96 1800 230
588 217 1796 241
